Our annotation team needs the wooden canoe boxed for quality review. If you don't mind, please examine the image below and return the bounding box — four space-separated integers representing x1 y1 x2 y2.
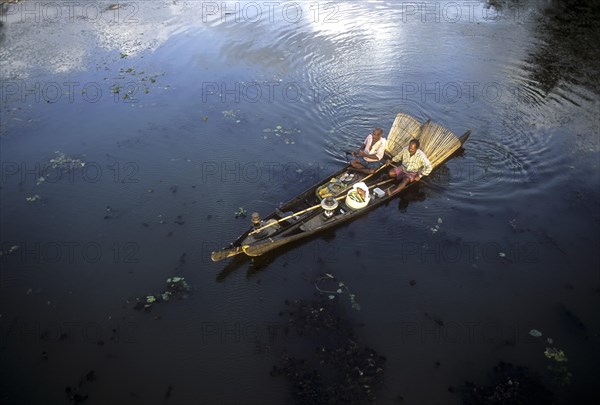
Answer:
211 113 471 261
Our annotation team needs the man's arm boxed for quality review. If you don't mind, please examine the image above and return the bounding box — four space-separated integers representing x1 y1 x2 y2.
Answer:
417 152 433 178
354 142 367 155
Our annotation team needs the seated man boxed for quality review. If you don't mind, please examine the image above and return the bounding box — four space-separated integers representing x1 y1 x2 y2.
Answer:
350 128 387 174
387 139 432 195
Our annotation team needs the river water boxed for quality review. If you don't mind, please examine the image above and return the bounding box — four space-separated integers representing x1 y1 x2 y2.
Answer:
1 1 598 403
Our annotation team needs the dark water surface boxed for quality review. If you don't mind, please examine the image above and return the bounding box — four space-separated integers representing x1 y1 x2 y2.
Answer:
1 1 598 403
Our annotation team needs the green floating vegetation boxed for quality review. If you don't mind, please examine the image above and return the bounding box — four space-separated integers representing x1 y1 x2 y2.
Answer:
262 124 299 144
316 273 360 311
529 329 542 338
235 207 247 218
112 67 165 99
25 195 41 203
134 277 191 312
36 151 86 185
544 347 568 362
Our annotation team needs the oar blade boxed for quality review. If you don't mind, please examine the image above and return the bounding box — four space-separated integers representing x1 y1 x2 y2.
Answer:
211 246 244 262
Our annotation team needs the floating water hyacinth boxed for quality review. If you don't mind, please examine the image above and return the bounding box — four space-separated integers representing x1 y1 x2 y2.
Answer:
544 347 568 362
315 274 360 311
37 152 86 185
235 207 247 218
26 195 41 203
222 110 238 120
529 329 542 337
134 277 191 312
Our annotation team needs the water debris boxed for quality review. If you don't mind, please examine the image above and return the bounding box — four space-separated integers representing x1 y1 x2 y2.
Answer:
263 125 300 143
529 329 542 338
315 273 360 310
461 362 553 404
222 110 238 120
37 151 85 186
544 347 568 362
65 369 96 404
174 215 185 225
235 207 247 218
437 217 443 224
272 295 384 403
133 277 191 312
114 67 164 99
104 206 115 219
25 195 41 203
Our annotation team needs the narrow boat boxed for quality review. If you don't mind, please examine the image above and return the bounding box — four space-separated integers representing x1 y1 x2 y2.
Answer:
211 113 471 261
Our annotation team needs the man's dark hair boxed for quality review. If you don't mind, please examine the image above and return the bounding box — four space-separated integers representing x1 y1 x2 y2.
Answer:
409 139 420 148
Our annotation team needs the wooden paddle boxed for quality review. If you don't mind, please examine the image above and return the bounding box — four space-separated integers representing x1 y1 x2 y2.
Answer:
247 195 346 236
248 162 390 236
211 246 246 262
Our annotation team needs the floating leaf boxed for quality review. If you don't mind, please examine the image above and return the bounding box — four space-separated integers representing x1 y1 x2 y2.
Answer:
529 329 542 338
545 347 568 362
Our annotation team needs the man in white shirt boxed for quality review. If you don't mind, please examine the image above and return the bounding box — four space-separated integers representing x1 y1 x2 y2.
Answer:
350 128 387 174
387 139 432 195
